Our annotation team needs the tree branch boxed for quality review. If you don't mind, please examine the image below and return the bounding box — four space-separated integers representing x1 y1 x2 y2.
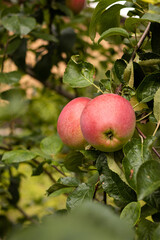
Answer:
15 205 38 224
130 22 151 62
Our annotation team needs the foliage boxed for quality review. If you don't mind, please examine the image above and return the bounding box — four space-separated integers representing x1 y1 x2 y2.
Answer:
0 0 160 239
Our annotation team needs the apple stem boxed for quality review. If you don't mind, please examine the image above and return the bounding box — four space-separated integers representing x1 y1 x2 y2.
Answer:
153 120 160 137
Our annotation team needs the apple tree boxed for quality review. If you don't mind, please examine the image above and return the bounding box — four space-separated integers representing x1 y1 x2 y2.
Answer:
0 0 160 239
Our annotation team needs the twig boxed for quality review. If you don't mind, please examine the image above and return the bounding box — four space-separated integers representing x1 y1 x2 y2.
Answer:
51 164 67 177
136 126 160 159
130 22 151 62
15 205 38 224
93 181 99 200
103 191 107 204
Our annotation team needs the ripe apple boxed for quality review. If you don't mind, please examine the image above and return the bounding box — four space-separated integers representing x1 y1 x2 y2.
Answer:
80 93 136 152
57 97 91 149
65 0 86 14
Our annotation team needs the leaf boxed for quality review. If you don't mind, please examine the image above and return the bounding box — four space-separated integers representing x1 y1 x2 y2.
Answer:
123 61 134 88
120 202 141 226
144 188 160 211
114 59 127 82
47 177 79 195
1 14 36 35
0 71 22 85
153 224 160 240
97 4 126 43
136 219 158 240
8 201 134 240
137 160 160 200
98 28 129 44
64 151 85 172
66 183 94 210
80 149 101 162
123 137 156 190
136 72 160 103
63 56 95 88
31 31 58 42
142 13 160 24
125 17 148 33
2 150 37 164
40 135 63 156
96 154 136 207
89 0 119 41
154 88 160 122
151 23 160 54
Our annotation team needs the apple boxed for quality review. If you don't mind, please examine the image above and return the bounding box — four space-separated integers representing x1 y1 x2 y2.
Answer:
65 0 86 14
57 97 91 149
80 93 136 152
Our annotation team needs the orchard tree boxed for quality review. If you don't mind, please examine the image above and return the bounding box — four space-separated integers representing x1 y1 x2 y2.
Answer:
0 0 160 240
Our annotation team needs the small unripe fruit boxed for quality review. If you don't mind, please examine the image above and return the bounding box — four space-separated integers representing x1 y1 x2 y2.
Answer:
57 97 91 149
80 93 136 152
65 0 86 14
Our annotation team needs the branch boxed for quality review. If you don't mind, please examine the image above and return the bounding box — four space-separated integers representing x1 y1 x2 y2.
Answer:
51 164 67 177
15 205 38 224
130 22 151 62
33 159 56 183
136 126 160 159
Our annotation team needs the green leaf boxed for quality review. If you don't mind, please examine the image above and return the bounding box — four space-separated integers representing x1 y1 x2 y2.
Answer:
151 23 160 54
64 151 85 172
40 135 63 156
136 72 160 103
1 14 36 35
8 201 134 240
80 149 101 162
114 59 127 82
31 30 58 42
89 0 119 41
0 71 22 85
136 219 158 240
144 188 160 211
137 160 160 200
153 224 160 240
63 56 95 88
123 61 134 87
47 177 79 196
120 202 141 226
97 154 136 206
123 137 156 190
98 28 129 44
154 88 160 122
66 183 94 210
2 150 37 164
125 18 148 33
142 13 160 23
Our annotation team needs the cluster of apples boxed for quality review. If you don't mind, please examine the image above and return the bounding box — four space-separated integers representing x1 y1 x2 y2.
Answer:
65 0 86 14
57 94 136 152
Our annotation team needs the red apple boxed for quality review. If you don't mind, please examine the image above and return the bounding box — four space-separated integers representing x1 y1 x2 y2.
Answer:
65 0 86 14
57 97 91 149
80 93 136 152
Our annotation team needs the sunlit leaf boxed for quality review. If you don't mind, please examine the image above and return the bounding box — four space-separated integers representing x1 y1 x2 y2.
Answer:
40 135 63 156
2 150 37 164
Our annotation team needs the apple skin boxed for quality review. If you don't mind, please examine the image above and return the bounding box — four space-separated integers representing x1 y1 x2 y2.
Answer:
80 93 136 152
57 97 91 149
65 0 86 14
